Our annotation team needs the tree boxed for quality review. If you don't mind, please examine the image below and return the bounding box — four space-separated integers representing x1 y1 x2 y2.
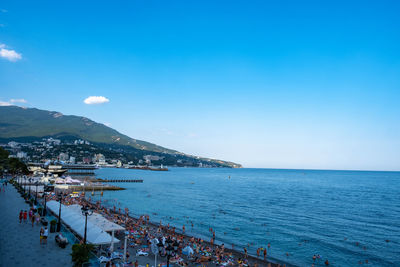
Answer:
71 244 94 267
0 147 29 175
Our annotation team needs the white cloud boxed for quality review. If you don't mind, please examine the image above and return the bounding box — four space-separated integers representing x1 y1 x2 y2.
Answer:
10 98 27 103
84 96 110 105
0 101 11 106
0 98 28 106
0 44 22 62
103 122 112 127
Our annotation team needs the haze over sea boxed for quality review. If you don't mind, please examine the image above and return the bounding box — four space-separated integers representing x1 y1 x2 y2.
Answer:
92 168 399 267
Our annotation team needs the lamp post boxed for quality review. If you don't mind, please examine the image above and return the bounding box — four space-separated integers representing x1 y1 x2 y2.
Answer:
43 192 47 216
173 239 179 253
81 205 94 245
34 181 39 204
28 178 32 197
165 239 174 267
57 192 64 232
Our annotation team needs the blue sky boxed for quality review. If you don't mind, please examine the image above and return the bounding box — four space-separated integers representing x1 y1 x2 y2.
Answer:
1 1 399 170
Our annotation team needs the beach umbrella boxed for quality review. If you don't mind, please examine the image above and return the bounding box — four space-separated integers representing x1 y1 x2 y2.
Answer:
182 246 194 255
151 238 159 267
151 238 159 254
55 178 65 184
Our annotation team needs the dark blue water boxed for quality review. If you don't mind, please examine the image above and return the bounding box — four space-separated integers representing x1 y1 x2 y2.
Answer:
93 168 400 267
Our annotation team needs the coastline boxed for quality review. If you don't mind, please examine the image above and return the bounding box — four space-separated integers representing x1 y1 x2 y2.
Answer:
83 197 290 267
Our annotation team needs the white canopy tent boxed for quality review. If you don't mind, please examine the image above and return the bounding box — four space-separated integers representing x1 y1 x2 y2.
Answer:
65 204 125 252
46 201 120 245
67 204 125 232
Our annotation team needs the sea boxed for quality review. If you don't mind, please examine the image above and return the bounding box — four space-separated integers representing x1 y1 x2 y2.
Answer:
90 168 400 267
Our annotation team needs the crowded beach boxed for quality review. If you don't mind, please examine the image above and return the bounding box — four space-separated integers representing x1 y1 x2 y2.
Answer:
44 189 283 267
8 169 284 267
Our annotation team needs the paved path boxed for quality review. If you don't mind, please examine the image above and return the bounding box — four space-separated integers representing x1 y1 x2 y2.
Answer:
0 185 72 267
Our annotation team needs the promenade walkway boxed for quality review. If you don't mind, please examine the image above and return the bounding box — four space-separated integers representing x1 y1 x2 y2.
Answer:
0 185 72 267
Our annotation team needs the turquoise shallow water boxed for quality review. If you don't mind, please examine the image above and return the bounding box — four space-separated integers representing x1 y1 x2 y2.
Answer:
92 168 400 267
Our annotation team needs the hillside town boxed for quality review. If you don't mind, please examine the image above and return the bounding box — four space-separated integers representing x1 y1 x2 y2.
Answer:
1 138 220 168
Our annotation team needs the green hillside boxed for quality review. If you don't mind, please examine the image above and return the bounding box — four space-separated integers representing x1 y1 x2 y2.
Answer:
0 106 175 153
0 106 241 168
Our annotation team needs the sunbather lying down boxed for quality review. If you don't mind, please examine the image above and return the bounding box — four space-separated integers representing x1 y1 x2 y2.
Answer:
178 261 189 267
192 256 211 263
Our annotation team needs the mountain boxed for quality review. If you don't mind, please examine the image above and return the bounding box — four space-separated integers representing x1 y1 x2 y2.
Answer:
0 106 241 168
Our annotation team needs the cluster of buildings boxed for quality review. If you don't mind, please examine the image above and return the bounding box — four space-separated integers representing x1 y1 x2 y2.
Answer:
1 138 92 164
1 138 163 168
1 136 236 168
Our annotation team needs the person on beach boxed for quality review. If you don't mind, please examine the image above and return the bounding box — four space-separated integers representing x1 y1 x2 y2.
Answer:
31 212 36 227
23 210 28 223
182 225 185 234
40 227 44 245
264 247 267 260
19 210 23 223
257 248 260 258
125 207 129 216
35 212 40 225
43 227 48 245
244 247 248 258
29 209 33 221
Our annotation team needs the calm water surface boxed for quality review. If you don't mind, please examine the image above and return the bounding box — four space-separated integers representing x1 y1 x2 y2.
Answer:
92 168 400 267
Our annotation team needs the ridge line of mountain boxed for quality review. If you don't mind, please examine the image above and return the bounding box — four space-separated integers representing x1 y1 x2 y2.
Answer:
0 106 242 168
